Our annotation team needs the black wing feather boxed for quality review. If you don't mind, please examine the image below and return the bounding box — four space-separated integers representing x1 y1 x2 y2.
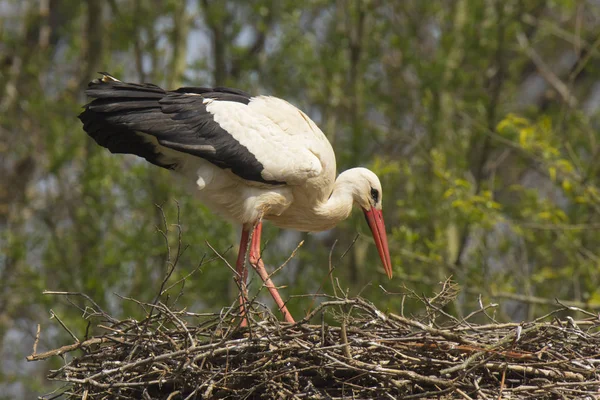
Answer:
79 74 283 184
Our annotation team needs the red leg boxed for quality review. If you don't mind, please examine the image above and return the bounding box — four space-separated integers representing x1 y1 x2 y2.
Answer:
235 228 251 327
248 221 295 323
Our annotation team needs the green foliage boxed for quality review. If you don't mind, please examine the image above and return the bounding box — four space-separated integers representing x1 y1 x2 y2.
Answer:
3 0 600 396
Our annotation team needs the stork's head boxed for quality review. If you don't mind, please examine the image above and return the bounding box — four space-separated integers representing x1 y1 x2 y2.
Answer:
339 168 393 279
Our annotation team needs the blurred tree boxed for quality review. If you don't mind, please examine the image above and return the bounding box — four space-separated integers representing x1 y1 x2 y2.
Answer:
2 0 600 396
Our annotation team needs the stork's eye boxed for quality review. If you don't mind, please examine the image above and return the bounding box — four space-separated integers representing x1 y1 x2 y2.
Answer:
370 188 379 203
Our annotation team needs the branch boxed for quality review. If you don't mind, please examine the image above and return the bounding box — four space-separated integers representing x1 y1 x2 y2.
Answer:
517 32 577 107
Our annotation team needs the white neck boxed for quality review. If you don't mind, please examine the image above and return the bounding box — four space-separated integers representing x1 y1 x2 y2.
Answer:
269 167 375 232
314 183 354 229
311 168 365 230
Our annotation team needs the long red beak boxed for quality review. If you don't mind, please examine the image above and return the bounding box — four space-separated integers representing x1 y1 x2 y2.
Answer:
363 207 393 279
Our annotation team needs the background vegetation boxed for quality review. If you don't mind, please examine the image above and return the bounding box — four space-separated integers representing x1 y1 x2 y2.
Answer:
2 0 600 396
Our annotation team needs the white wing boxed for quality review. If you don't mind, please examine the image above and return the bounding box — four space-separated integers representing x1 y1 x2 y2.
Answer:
205 96 335 185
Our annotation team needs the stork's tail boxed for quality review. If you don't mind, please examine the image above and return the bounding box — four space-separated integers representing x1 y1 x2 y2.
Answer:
96 72 121 83
78 73 175 169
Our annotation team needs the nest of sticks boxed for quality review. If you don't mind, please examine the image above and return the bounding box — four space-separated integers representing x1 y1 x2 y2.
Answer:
29 283 600 400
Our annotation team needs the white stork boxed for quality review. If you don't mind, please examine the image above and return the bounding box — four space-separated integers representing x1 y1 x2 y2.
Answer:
79 73 392 325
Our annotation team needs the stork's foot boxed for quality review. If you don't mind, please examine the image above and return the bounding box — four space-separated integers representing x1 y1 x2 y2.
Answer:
236 228 251 328
248 222 295 323
249 257 295 323
236 221 295 325
237 289 249 328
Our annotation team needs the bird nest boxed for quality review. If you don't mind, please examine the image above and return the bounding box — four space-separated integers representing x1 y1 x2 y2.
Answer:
29 285 600 400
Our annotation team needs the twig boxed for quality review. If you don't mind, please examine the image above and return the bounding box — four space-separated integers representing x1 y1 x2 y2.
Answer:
43 291 118 323
497 364 507 400
50 310 79 344
27 337 113 361
32 324 41 357
517 32 577 107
